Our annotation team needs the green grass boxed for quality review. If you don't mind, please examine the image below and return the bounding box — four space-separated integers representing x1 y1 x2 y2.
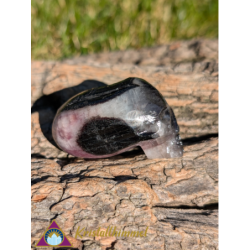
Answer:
31 0 218 60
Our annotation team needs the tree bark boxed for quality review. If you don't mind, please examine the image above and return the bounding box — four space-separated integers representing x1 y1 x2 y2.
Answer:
31 138 218 250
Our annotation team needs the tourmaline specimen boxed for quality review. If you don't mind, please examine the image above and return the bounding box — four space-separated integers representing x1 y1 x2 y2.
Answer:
52 77 183 159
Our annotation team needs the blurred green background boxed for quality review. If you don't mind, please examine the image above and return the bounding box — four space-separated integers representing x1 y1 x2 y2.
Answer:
31 0 218 60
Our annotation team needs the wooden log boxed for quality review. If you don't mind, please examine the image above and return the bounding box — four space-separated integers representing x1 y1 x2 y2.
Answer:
31 39 218 250
31 142 218 249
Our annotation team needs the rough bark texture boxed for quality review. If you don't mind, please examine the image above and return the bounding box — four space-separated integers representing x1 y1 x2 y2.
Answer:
31 39 218 250
63 39 218 69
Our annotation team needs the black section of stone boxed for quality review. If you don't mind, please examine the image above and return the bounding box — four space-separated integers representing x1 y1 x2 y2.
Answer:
77 117 153 155
61 78 137 111
132 77 158 91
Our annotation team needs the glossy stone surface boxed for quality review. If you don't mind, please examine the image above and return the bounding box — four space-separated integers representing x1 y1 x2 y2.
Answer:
52 77 183 159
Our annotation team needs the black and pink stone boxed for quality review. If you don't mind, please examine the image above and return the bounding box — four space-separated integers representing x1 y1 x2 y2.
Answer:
52 77 183 159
